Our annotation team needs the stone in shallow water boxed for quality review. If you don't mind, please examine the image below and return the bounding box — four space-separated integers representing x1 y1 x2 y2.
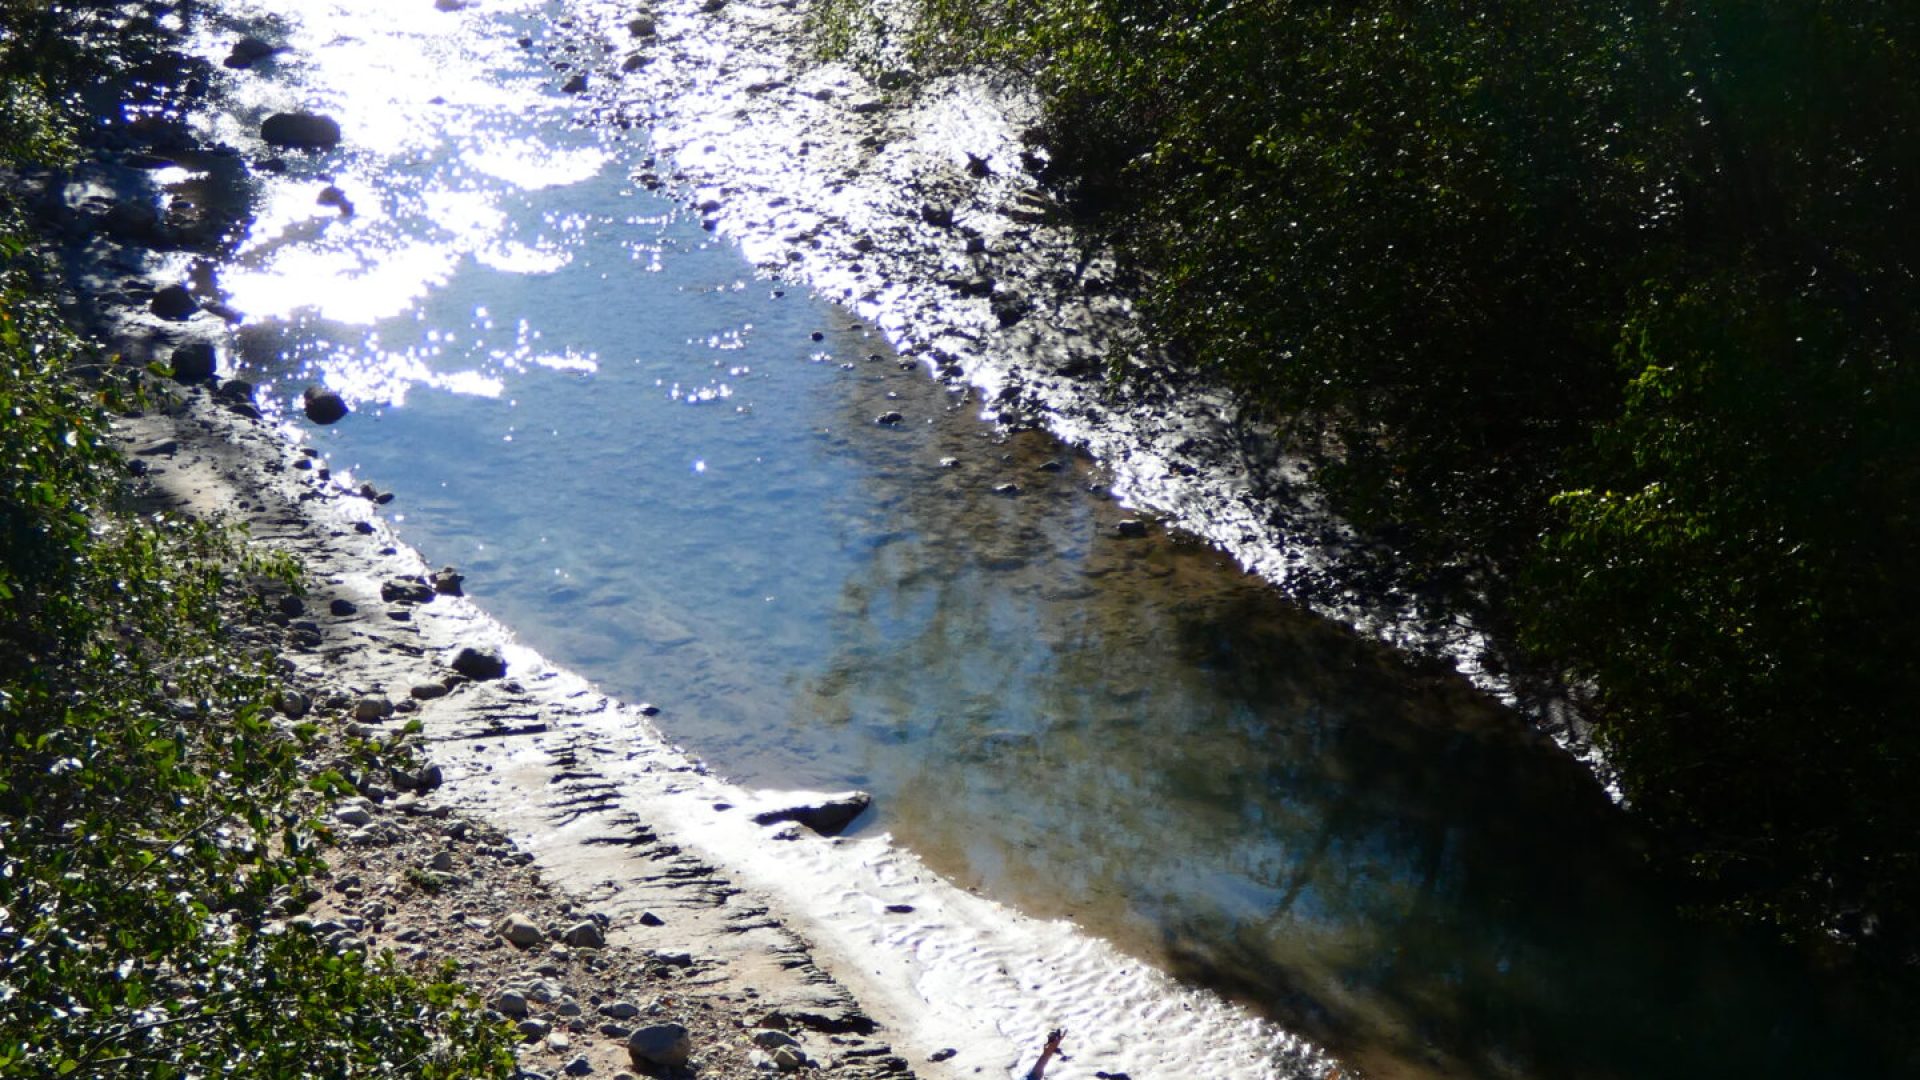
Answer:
260 111 342 149
302 385 348 424
751 791 872 837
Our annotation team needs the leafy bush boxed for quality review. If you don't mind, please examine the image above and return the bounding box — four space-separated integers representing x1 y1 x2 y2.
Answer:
1 8 517 1074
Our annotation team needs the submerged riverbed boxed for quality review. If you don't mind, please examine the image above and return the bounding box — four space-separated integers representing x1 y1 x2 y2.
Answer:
192 0 1905 1076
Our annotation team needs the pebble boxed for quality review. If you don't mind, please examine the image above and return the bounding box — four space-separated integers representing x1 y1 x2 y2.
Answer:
352 696 393 721
410 681 450 700
335 804 374 827
329 598 357 616
561 920 606 949
492 989 530 1017
150 284 198 320
599 1001 641 1020
1116 519 1149 538
517 1018 551 1040
562 1056 592 1076
429 850 456 872
626 1023 692 1069
752 1030 800 1050
452 645 508 680
170 341 217 382
496 912 545 947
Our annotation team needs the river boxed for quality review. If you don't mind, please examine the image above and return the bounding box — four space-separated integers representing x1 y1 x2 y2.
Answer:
192 0 1902 1076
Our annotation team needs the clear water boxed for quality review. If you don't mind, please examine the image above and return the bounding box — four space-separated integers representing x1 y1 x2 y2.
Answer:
204 1 1906 1077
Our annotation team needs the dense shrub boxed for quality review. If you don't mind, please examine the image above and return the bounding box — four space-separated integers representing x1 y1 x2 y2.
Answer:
818 0 1920 949
1 5 518 1074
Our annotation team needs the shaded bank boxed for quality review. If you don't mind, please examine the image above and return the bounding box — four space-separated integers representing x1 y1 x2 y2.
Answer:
800 0 1920 970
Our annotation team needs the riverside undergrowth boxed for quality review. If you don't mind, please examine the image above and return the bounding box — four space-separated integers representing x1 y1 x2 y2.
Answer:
0 3 517 1074
806 0 1920 963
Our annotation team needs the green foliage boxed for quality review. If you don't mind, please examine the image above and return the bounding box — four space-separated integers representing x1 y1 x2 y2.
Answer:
0 19 518 1072
1528 271 1920 938
829 0 1920 947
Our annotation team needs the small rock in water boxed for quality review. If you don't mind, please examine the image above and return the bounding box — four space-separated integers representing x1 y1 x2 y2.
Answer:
626 1023 692 1069
316 185 355 216
920 203 954 228
562 74 588 94
432 567 465 595
452 645 508 681
150 284 198 320
260 111 342 150
302 385 349 424
751 791 872 837
224 35 278 69
1116 519 1149 539
993 482 1022 496
169 341 217 382
495 912 544 948
875 411 904 426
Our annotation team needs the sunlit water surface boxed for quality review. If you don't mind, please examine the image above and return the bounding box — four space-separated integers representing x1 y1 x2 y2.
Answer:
201 2 1904 1076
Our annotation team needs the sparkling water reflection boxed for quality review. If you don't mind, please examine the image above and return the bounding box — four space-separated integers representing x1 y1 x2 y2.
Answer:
207 1 1907 1077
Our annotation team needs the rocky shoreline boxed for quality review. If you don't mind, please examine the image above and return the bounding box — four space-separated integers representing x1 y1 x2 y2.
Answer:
113 393 923 1080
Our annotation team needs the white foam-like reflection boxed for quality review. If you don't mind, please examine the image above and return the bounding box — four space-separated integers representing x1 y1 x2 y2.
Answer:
212 0 610 410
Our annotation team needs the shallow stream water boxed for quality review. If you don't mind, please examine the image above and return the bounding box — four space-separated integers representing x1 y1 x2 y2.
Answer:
196 1 1901 1076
